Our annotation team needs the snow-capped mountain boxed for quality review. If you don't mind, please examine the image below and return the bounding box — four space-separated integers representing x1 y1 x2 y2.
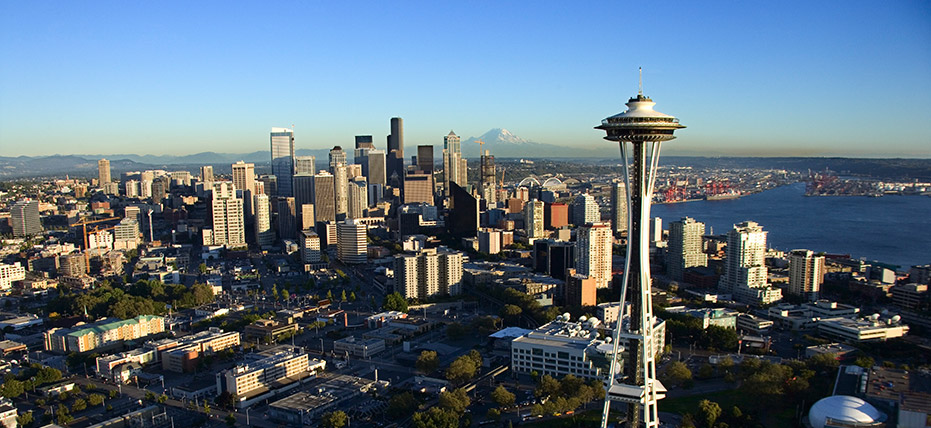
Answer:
461 128 603 158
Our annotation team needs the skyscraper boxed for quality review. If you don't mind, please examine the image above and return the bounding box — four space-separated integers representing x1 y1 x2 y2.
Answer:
417 145 434 173
277 197 297 240
11 200 41 237
254 193 274 247
611 181 628 237
354 135 374 166
328 146 347 172
200 166 214 184
292 174 315 213
270 127 295 197
596 83 685 428
333 164 349 218
480 150 496 204
98 159 111 186
294 156 316 175
788 249 825 301
719 221 782 305
387 117 404 182
403 172 433 205
348 177 368 219
523 200 545 240
442 130 467 194
312 171 336 222
571 193 599 225
576 222 613 289
666 217 707 281
448 182 478 238
366 149 387 188
206 182 245 249
394 248 463 299
232 161 255 197
337 219 367 264
300 229 321 263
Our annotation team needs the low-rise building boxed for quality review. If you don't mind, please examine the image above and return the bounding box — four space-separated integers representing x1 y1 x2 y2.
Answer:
365 311 408 329
804 342 858 360
160 328 240 372
269 375 376 425
511 316 618 380
95 348 157 382
666 307 739 330
817 315 909 343
243 319 298 341
891 283 928 310
736 314 774 334
216 348 324 408
0 314 43 331
44 315 165 353
0 398 16 428
333 336 385 358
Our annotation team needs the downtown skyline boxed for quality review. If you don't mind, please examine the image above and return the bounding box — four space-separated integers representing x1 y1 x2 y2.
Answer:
1 1 930 158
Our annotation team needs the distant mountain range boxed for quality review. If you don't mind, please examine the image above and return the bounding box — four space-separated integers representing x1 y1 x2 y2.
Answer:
461 128 607 158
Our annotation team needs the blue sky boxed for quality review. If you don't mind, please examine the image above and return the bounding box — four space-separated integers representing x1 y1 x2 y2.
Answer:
1 1 929 157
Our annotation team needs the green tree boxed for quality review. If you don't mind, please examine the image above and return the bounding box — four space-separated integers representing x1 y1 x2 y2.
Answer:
88 393 105 406
192 283 215 305
272 284 279 301
412 407 459 428
808 352 839 373
416 350 439 373
281 289 290 301
486 408 501 421
491 385 516 408
535 375 560 398
0 378 24 399
321 410 348 428
665 362 693 386
73 398 87 412
445 356 478 384
326 289 334 300
698 400 721 428
349 291 357 302
198 263 208 274
446 322 468 340
500 304 523 325
855 356 875 369
382 292 408 312
438 388 471 414
341 289 347 302
386 392 418 418
225 413 237 427
16 411 33 428
697 363 714 379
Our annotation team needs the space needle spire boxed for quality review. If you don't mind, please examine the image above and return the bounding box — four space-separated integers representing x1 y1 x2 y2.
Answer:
596 73 685 428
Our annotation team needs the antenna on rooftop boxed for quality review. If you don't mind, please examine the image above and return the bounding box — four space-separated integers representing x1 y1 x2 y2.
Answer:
638 67 643 96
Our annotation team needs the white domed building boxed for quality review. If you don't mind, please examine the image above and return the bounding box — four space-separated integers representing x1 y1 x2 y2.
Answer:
808 395 887 428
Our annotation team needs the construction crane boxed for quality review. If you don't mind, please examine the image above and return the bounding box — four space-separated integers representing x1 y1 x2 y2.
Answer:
500 167 506 187
475 139 485 156
69 216 120 272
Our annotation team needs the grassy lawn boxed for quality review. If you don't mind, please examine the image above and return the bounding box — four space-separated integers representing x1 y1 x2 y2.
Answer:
661 389 795 427
523 409 617 427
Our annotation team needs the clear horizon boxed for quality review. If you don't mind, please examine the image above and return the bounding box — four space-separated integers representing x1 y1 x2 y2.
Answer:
1 1 929 158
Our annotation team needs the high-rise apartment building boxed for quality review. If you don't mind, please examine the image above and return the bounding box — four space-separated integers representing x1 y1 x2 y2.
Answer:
545 203 568 230
205 182 246 249
337 219 367 264
666 217 707 281
0 262 26 294
232 161 256 197
333 164 349 218
277 197 297 240
611 181 628 236
523 200 545 240
788 249 825 301
11 200 41 237
254 193 274 246
576 222 613 288
293 156 316 175
98 159 111 187
719 221 782 305
270 127 295 197
312 171 336 222
566 269 598 307
571 193 599 225
348 177 368 219
394 248 463 299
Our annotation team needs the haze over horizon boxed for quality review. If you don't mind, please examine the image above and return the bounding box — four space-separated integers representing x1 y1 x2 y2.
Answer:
1 1 929 158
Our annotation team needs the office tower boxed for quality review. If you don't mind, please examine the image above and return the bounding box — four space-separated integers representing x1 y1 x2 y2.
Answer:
507 198 525 214
329 146 347 172
312 171 336 222
336 219 367 264
300 229 321 263
11 200 41 237
387 117 404 180
545 202 568 230
403 172 434 205
292 174 315 214
651 217 663 245
611 181 628 237
232 161 256 197
206 182 246 248
170 170 192 187
254 193 274 246
354 135 374 165
448 182 478 237
277 197 297 240
258 175 277 198
417 145 434 173
571 193 599 225
347 164 363 179
201 166 214 184
300 204 315 232
98 159 111 187
576 222 613 289
124 180 140 198
596 85 685 428
270 127 295 197
719 221 768 294
442 130 467 194
666 217 707 281
348 177 368 219
294 156 316 175
366 149 387 188
394 248 463 299
124 206 142 224
549 241 576 281
368 183 384 207
523 200 545 240
152 177 168 202
480 150 497 203
788 249 825 301
566 269 598 307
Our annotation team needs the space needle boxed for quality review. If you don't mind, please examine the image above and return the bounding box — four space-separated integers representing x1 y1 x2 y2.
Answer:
596 70 685 428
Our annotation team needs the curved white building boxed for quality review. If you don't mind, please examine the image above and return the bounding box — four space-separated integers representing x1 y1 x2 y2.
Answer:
808 395 886 428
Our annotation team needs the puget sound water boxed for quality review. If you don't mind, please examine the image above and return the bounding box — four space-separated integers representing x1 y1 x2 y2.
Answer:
650 182 931 269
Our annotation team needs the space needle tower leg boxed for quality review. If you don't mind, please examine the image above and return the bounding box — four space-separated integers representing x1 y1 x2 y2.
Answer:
596 75 684 428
